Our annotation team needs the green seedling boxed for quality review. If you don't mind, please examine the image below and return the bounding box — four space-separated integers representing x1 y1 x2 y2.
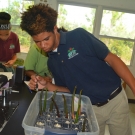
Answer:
62 94 68 118
49 90 57 111
74 90 82 123
43 88 48 112
39 89 43 115
51 97 60 117
82 118 87 132
71 86 77 119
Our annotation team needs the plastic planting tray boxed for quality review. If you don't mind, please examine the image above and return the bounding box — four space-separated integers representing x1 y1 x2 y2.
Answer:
22 91 99 135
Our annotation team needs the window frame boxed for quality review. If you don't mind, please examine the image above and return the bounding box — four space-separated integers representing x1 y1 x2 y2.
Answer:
96 7 135 66
57 2 135 66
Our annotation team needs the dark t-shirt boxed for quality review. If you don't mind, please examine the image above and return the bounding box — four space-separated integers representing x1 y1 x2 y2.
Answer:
48 28 121 104
0 31 20 61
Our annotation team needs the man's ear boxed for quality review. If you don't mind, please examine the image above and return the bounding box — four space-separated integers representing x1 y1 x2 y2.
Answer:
54 25 57 34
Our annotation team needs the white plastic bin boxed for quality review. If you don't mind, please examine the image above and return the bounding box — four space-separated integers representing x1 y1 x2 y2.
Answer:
22 91 99 135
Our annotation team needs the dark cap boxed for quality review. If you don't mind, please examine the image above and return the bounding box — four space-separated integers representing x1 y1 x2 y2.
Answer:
0 12 11 21
0 12 11 30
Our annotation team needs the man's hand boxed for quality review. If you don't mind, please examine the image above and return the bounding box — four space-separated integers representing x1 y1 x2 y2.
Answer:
29 75 46 90
44 76 52 83
29 75 70 93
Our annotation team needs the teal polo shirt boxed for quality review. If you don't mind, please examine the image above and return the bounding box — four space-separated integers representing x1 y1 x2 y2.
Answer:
48 28 121 104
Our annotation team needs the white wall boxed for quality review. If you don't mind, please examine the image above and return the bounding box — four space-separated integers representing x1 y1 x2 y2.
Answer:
33 0 135 99
57 0 135 12
34 0 57 10
17 52 27 60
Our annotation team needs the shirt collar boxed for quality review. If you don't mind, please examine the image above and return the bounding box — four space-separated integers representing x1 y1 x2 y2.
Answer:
59 30 66 45
53 48 57 52
49 30 66 54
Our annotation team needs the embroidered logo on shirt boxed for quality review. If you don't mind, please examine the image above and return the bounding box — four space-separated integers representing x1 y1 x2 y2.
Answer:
68 47 78 59
9 44 15 49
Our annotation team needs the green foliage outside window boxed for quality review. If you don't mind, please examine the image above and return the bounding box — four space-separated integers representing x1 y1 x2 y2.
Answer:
100 38 134 65
57 4 135 65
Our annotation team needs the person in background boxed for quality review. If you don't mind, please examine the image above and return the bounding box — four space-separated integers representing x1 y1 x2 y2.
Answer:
20 4 135 135
0 12 20 73
24 44 52 82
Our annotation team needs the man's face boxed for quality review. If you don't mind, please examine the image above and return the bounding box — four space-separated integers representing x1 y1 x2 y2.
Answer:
0 30 11 41
32 30 58 52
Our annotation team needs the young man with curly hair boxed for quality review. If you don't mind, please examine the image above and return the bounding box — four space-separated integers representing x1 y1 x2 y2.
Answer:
20 4 135 135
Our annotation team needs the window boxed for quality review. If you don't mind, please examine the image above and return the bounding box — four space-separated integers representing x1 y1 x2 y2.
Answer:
57 4 96 33
0 0 34 53
2 1 134 65
99 10 135 65
57 4 135 65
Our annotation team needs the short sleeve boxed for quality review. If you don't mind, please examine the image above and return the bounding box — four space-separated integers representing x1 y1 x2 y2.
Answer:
24 46 38 70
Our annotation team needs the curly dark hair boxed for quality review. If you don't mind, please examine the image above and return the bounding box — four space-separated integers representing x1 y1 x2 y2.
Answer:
58 27 68 32
20 4 58 36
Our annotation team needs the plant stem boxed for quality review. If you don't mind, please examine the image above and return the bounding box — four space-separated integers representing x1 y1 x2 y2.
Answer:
62 94 68 118
74 90 82 123
43 88 48 112
82 118 86 132
51 97 60 117
71 86 77 119
39 89 43 115
49 90 57 112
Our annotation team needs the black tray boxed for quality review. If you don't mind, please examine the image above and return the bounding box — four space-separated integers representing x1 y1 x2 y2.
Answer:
0 101 19 132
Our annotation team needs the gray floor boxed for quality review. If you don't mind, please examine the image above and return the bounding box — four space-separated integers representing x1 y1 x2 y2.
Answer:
105 103 135 135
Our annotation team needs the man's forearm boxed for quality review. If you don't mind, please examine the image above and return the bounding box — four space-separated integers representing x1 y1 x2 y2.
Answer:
46 82 70 93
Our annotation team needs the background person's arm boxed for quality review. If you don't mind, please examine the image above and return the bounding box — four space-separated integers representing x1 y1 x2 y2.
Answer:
25 70 37 78
3 54 17 67
25 70 52 83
